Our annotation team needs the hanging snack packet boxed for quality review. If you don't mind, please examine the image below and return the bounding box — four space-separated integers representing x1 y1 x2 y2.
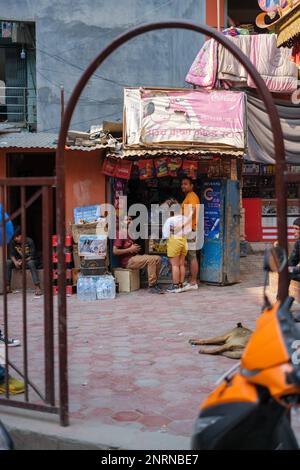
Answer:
182 160 198 180
168 157 182 177
155 158 169 178
138 159 154 180
114 160 133 180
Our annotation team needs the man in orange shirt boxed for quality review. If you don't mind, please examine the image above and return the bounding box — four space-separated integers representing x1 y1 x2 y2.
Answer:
181 177 200 291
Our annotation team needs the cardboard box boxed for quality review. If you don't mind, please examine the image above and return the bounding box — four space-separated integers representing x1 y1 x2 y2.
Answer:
114 268 140 293
71 222 98 244
80 258 106 269
81 267 107 276
71 219 108 243
78 234 107 259
74 205 101 224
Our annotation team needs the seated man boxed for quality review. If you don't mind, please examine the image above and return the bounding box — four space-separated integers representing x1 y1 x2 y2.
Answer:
6 227 42 297
288 218 300 282
113 216 163 294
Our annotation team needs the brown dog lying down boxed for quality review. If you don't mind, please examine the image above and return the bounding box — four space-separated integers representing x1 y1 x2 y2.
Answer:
189 323 253 359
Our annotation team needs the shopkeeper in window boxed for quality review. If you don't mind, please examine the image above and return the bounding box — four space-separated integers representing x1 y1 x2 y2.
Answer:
113 216 164 294
180 176 200 292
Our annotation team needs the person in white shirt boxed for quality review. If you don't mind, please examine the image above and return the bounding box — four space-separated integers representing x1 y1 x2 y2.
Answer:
162 199 193 294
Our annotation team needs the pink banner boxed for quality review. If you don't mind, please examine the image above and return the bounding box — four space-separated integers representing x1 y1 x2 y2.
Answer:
124 88 246 150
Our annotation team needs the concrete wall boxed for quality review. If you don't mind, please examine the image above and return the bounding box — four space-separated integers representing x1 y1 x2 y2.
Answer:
65 149 106 231
0 0 208 133
206 0 226 28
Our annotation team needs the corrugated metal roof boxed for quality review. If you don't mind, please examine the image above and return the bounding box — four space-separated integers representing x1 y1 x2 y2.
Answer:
107 147 244 159
0 132 111 151
0 122 26 132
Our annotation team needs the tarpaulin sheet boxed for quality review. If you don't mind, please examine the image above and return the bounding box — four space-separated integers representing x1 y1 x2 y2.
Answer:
247 93 300 164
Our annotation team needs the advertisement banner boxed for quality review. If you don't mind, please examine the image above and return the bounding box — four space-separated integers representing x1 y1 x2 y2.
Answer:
124 88 246 150
203 180 222 240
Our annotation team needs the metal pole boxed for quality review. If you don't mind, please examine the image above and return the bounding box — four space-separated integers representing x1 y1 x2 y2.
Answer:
56 116 68 426
21 187 29 401
42 186 55 405
60 85 65 125
1 187 9 399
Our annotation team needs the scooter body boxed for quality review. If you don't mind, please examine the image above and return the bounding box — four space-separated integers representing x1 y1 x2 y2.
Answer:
192 398 298 450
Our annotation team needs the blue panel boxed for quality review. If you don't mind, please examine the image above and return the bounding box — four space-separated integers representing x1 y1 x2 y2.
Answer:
223 180 240 284
200 239 224 284
200 179 240 285
200 180 225 283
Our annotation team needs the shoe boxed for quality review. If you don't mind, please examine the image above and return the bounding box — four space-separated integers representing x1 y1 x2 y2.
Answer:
6 286 12 294
0 377 25 395
148 284 165 294
181 283 199 292
166 284 182 293
0 330 20 347
34 287 43 298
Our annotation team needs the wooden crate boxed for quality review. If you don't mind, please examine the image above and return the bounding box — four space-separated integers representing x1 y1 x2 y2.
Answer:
114 268 140 293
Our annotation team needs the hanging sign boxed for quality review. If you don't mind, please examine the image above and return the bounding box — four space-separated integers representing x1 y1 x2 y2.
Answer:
202 180 222 240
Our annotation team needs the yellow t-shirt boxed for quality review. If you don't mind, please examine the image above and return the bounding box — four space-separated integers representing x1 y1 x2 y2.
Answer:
182 191 200 231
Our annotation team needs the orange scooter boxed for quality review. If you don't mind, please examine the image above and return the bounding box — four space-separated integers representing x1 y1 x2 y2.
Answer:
192 247 300 450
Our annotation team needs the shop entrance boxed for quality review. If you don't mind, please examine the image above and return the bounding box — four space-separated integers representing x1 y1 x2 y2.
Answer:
119 175 202 285
127 176 185 208
110 156 241 285
7 152 56 258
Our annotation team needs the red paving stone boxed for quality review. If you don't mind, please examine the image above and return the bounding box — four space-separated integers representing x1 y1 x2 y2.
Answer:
1 254 299 442
112 411 142 422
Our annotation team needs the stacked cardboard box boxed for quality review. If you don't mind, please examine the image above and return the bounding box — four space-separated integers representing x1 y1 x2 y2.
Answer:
71 206 115 299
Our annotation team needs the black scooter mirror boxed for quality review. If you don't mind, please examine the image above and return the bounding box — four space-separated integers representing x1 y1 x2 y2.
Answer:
264 246 287 274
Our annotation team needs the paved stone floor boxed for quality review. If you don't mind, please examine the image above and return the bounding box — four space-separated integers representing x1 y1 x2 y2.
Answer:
2 253 300 444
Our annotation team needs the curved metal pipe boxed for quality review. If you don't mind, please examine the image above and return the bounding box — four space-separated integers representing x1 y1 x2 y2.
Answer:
56 20 288 424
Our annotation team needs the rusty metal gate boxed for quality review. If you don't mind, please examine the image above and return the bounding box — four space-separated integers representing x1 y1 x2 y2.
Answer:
0 174 68 426
0 20 287 429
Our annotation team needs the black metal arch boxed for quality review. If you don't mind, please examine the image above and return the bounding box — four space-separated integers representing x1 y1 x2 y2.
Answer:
56 22 288 416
